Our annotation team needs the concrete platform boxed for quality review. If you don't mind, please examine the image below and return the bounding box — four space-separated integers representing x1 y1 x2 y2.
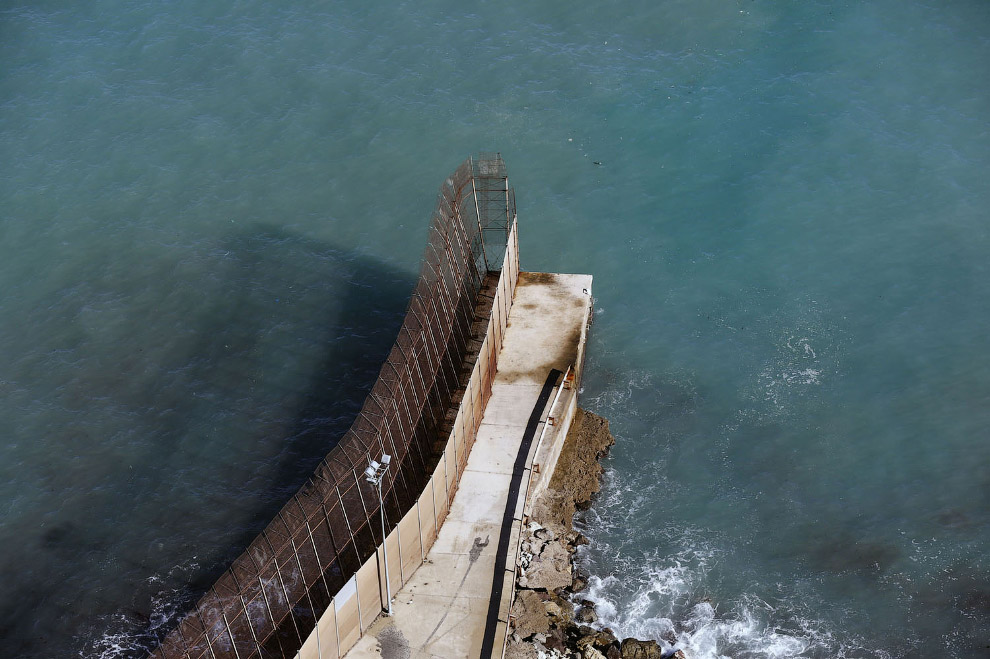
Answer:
342 273 592 659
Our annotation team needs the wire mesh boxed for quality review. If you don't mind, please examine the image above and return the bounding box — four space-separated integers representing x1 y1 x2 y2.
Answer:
151 154 515 659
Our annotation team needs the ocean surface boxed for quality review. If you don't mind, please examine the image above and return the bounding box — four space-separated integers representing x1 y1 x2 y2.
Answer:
2 1 988 657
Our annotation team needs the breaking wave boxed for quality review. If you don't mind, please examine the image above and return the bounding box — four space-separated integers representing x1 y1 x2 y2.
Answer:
79 560 201 659
577 544 886 659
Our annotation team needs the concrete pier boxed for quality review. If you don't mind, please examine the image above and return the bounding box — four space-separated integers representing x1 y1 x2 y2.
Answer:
342 272 593 659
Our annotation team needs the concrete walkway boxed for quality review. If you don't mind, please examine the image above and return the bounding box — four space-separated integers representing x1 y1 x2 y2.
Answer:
343 272 593 659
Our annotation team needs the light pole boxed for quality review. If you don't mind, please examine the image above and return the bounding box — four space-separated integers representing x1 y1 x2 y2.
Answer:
363 453 393 616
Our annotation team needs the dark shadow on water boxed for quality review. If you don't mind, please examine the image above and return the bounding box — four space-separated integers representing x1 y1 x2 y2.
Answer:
0 225 414 657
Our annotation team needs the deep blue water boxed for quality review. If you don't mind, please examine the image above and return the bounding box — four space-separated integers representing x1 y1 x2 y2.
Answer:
1 1 988 657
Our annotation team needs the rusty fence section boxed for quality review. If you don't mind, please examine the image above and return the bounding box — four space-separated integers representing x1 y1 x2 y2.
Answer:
152 154 517 659
296 216 519 659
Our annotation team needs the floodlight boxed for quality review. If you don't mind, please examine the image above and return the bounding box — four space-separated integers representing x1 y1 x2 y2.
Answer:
365 452 394 616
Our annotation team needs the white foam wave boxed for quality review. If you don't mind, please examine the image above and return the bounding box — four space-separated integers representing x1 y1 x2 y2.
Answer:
79 559 201 658
586 589 836 659
676 602 818 659
577 545 860 659
87 624 153 659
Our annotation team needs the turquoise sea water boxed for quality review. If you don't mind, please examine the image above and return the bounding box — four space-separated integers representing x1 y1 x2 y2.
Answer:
2 1 988 656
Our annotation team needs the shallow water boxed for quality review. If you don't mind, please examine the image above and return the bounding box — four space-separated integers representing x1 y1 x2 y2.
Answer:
1 0 988 656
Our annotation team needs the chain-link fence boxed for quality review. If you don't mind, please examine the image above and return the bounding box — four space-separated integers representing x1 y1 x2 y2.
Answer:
151 154 515 659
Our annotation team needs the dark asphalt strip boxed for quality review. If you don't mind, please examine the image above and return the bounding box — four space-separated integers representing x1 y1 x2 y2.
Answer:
479 368 563 658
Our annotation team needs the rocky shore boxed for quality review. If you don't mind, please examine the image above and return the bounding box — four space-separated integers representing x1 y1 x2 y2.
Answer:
506 409 687 659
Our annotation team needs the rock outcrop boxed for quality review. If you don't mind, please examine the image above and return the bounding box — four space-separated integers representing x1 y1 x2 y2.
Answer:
520 525 573 591
506 409 689 659
530 409 614 530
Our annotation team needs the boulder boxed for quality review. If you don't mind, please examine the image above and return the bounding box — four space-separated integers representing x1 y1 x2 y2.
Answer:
525 539 572 591
669 651 687 659
546 592 574 623
570 567 590 593
549 624 570 647
620 638 663 659
504 639 538 659
544 634 567 654
576 629 618 650
584 646 607 659
510 590 550 637
595 629 619 648
575 606 598 624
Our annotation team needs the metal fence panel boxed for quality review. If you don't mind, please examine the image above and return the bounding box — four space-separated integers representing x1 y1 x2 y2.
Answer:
152 154 514 658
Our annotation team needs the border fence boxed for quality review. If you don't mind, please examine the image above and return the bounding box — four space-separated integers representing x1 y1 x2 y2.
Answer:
151 154 519 659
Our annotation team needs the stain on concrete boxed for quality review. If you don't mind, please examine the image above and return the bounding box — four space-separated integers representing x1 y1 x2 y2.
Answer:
495 271 592 385
469 535 490 562
516 272 558 286
377 624 411 659
498 322 585 384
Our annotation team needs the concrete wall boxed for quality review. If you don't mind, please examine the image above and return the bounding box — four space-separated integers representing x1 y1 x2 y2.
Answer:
296 219 519 659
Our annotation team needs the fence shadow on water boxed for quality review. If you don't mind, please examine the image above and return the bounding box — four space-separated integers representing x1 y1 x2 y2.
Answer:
0 224 415 658
155 224 418 578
